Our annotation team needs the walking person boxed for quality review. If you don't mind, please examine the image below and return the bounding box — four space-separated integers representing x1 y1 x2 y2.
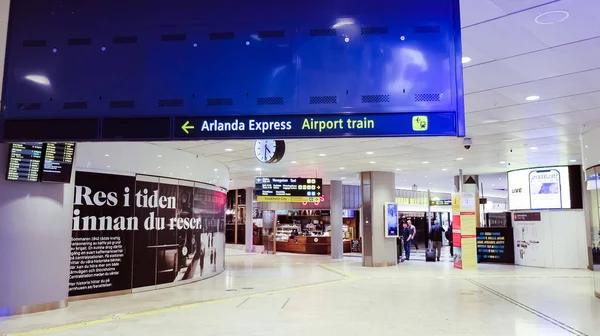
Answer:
397 222 407 262
446 223 453 257
407 220 418 250
403 222 412 261
428 220 445 261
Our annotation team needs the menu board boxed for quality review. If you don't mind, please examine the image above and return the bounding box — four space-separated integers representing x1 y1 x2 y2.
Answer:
6 142 44 182
476 227 515 264
41 143 76 183
255 177 323 202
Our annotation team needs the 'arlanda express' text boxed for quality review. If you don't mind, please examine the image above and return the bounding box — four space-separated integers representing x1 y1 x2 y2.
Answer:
197 117 375 133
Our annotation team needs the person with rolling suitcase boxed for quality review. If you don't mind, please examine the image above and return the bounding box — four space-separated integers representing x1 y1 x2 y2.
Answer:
428 220 445 262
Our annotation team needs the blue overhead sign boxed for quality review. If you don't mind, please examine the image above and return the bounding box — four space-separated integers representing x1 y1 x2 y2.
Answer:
174 112 456 139
0 0 464 141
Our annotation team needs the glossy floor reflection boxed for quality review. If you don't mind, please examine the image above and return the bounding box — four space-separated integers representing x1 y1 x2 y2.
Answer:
1 249 599 336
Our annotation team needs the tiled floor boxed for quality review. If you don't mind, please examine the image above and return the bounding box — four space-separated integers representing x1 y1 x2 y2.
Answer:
1 249 599 336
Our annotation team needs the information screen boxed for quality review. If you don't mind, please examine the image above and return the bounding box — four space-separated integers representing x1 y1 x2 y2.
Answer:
476 227 515 264
508 166 571 210
41 142 76 183
255 177 323 202
6 142 43 182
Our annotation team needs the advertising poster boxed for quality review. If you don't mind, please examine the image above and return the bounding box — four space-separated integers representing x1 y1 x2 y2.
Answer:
529 169 561 209
508 166 571 210
461 238 477 269
69 172 135 296
68 171 226 297
460 213 477 236
384 202 399 238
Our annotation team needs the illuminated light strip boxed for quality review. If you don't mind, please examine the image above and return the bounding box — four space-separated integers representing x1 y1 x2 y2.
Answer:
7 264 356 336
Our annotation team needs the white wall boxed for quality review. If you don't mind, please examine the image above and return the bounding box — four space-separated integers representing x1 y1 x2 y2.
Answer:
513 210 588 269
0 143 74 313
75 142 230 189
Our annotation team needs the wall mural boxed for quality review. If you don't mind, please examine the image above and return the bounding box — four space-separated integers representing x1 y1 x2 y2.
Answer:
69 171 226 297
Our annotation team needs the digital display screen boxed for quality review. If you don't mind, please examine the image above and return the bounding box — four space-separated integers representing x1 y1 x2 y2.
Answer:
6 142 44 182
41 142 76 183
254 177 323 197
476 227 515 264
508 166 571 210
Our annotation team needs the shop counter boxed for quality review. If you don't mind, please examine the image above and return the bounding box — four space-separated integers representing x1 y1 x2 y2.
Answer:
275 236 352 254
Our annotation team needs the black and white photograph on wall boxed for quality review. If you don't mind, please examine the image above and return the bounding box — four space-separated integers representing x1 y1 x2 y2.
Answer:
192 185 227 279
68 172 135 297
68 171 227 297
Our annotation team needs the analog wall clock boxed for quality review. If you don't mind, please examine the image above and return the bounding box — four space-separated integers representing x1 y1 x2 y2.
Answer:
254 140 285 163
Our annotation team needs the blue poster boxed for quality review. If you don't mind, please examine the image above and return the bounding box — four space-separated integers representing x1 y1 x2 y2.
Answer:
385 202 399 238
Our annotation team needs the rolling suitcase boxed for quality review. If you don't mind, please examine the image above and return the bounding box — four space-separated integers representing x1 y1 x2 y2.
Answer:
425 243 436 262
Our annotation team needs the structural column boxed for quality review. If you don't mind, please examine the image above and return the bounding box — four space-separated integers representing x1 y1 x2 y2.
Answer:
361 171 397 267
0 143 75 315
244 187 254 253
452 173 479 270
330 180 343 259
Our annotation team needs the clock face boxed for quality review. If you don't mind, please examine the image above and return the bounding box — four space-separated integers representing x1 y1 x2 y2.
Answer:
254 140 277 163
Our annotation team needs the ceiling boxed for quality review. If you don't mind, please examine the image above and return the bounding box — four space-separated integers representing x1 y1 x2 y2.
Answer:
153 0 599 196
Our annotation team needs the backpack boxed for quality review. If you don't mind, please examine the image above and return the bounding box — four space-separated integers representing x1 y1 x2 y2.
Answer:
445 229 452 241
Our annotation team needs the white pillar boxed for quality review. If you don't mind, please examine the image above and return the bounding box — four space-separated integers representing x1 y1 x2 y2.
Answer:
0 143 74 315
361 171 397 267
330 180 343 259
244 187 254 253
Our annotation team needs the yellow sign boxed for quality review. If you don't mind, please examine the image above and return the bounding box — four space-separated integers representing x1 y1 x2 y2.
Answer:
461 237 477 269
257 196 320 203
412 116 428 131
451 193 461 214
460 214 477 235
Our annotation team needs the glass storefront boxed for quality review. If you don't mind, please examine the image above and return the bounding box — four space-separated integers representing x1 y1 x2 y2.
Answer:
585 167 600 298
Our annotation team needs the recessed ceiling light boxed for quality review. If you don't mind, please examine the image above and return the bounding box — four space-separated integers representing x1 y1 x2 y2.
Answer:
530 146 538 150
104 154 110 157
255 167 262 171
282 175 286 177
535 10 569 25
319 153 327 157
291 161 297 164
214 168 218 172
525 95 540 101
340 167 345 170
492 184 495 187
422 161 429 164
499 161 506 164
369 161 376 164
482 119 499 124
366 151 374 155
429 183 432 185
157 154 163 158
456 158 463 161
395 168 402 171
106 165 111 168
225 148 233 152
157 166 161 169
441 168 447 171
569 159 577 163
424 176 428 178
186 165 190 168
462 56 472 64
341 177 346 180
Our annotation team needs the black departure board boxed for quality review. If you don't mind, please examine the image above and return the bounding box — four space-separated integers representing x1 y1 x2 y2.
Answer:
476 227 515 264
41 143 76 183
6 142 44 182
254 177 323 197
